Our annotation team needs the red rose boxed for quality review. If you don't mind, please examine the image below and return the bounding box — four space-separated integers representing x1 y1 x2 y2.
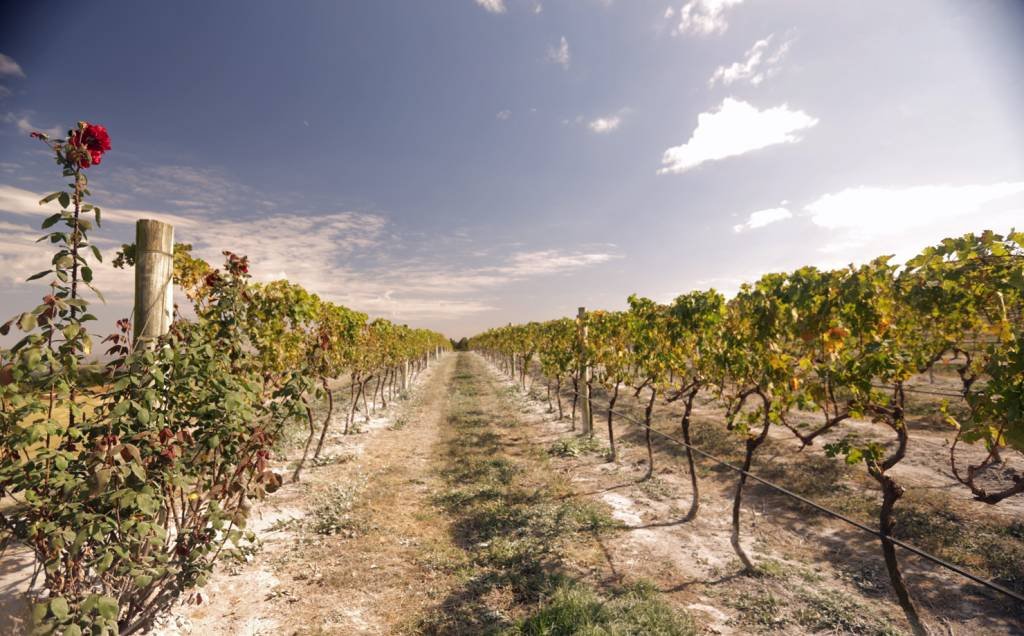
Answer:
69 123 111 168
204 271 223 287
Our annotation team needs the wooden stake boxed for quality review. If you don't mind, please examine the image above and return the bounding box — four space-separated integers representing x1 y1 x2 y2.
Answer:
133 219 174 343
578 306 593 436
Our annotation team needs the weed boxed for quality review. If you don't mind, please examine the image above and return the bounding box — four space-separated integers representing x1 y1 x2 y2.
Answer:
753 559 787 579
730 589 786 629
266 517 304 533
512 580 696 635
548 435 603 458
892 491 1024 593
308 477 368 537
388 417 407 431
637 476 675 502
793 588 901 635
311 453 355 468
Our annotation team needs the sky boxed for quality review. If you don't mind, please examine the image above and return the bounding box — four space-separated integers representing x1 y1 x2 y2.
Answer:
1 0 1023 339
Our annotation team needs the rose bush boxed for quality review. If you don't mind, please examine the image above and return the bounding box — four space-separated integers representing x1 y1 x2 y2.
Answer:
0 124 448 634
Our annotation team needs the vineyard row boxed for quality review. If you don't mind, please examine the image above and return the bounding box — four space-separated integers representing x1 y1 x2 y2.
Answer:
468 229 1024 636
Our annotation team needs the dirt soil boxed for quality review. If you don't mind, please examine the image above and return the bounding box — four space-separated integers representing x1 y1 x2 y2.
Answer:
131 351 1024 634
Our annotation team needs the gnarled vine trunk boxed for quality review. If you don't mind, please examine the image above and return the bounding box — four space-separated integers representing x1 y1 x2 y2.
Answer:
313 376 334 459
730 390 771 571
607 381 620 462
680 387 700 521
866 383 928 636
292 398 317 482
642 388 656 480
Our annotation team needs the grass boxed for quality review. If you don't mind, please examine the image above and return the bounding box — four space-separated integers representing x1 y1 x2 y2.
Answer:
388 416 408 431
891 491 1024 593
792 588 902 635
511 581 695 635
729 589 786 629
548 435 603 458
415 354 688 634
307 476 368 537
728 585 902 635
636 476 675 502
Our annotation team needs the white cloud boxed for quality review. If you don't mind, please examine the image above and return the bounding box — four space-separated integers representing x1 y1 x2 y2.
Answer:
475 0 506 13
658 98 818 175
547 36 570 70
501 250 618 276
0 184 201 228
807 183 1024 235
0 220 53 285
0 54 25 78
671 0 744 36
802 182 1024 268
710 35 792 87
664 7 675 19
4 113 62 138
733 207 792 232
496 109 512 121
534 2 543 14
588 116 621 134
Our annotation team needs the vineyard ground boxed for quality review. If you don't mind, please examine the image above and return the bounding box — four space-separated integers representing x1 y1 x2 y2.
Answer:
505 357 1024 634
5 353 1019 634
147 352 696 634
155 351 1023 635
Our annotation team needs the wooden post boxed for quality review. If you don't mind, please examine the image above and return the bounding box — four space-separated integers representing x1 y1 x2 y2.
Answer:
133 219 174 343
577 306 593 436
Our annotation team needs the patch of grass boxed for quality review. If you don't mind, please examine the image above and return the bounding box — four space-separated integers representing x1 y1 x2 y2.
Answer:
892 491 1024 593
637 476 674 502
388 417 407 431
418 355 683 633
793 588 901 635
511 580 695 635
548 435 603 458
310 453 355 467
753 559 788 580
764 453 851 499
308 477 368 537
729 589 787 629
688 419 741 461
442 456 521 486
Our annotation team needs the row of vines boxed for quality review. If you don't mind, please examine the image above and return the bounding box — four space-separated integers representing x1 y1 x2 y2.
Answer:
469 230 1023 635
0 124 449 634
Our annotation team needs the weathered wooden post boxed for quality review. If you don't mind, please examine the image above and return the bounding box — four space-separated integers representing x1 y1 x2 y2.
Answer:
577 306 593 436
133 219 174 343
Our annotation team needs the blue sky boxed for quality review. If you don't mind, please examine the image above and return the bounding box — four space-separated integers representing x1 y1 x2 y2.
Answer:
2 0 1023 338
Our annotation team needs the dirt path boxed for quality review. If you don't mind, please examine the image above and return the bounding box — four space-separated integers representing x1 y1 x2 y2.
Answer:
154 352 694 635
153 353 460 635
